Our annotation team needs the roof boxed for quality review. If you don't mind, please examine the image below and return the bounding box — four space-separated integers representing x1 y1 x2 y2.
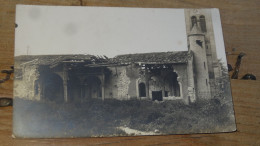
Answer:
189 23 204 35
15 51 191 67
15 55 108 66
112 51 191 64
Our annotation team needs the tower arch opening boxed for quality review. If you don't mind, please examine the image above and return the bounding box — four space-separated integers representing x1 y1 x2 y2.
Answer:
199 15 207 32
191 16 197 28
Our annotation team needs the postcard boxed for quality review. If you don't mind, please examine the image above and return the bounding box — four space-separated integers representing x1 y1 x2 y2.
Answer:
13 5 236 138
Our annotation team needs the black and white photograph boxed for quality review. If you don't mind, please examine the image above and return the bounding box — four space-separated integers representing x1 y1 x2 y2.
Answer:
13 5 236 138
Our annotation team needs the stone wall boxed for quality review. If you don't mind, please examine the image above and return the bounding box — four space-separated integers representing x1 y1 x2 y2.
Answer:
14 64 40 100
105 65 140 100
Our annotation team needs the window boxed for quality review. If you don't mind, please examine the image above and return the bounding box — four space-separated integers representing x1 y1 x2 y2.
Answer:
196 40 203 47
191 16 197 27
204 62 206 69
139 83 146 97
200 15 207 32
206 79 208 86
164 91 168 97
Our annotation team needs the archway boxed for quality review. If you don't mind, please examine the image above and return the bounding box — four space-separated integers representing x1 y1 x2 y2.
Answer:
199 15 207 32
138 82 146 97
41 73 64 102
191 16 197 27
68 75 81 101
83 76 102 99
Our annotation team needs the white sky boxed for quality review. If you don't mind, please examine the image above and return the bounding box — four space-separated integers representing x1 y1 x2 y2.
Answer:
15 5 187 57
15 5 226 62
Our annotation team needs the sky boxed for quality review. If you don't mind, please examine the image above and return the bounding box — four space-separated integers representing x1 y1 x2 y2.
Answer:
15 6 187 58
15 5 226 62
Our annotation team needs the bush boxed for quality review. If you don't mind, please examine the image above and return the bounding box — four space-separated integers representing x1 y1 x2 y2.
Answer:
14 97 235 137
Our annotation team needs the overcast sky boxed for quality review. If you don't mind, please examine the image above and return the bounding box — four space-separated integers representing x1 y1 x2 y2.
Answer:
15 5 226 63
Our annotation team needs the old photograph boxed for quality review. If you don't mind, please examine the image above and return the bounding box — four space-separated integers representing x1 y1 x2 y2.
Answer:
13 5 236 138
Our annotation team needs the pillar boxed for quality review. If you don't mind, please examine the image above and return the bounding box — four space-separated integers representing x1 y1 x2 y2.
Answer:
145 65 150 99
63 64 68 102
101 68 105 101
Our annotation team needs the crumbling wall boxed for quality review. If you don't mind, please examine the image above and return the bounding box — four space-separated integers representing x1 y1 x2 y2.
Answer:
126 65 140 99
14 64 40 100
116 67 131 99
174 64 189 104
148 76 164 97
105 65 140 100
105 66 130 100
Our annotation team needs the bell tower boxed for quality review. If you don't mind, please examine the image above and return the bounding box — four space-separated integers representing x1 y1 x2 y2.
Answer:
185 9 222 99
188 22 211 98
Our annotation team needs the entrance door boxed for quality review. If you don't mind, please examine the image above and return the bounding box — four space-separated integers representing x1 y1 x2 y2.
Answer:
152 91 163 101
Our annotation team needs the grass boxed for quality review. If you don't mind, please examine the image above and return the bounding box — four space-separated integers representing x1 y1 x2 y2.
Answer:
13 97 236 138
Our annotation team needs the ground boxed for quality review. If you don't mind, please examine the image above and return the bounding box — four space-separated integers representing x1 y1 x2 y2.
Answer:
13 97 236 138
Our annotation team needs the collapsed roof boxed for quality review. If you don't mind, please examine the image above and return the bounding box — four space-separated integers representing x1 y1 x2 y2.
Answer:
15 51 192 67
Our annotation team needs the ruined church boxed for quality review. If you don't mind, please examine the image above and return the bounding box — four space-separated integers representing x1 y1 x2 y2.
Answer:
14 9 221 104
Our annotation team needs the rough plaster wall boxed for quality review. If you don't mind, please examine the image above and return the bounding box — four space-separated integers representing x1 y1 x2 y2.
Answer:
105 67 131 100
14 65 40 100
126 66 140 98
128 80 137 98
187 56 196 102
174 64 189 103
104 67 118 99
117 67 131 99
105 65 140 100
189 35 211 98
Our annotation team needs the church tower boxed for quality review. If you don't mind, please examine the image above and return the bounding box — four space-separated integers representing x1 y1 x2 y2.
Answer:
188 22 211 98
185 9 219 98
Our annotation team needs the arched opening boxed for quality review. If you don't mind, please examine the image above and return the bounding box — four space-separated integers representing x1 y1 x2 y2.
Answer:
41 73 64 103
191 16 197 27
138 82 146 97
68 75 81 101
83 76 102 99
200 15 207 32
164 72 180 97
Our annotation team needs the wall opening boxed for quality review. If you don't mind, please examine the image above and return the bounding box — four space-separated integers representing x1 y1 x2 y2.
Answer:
164 72 180 97
191 16 197 27
41 73 64 103
138 82 146 97
68 74 81 101
83 76 102 99
196 40 203 47
200 15 207 32
152 91 163 101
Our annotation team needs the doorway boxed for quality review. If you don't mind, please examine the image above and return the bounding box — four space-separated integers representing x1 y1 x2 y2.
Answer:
152 91 163 101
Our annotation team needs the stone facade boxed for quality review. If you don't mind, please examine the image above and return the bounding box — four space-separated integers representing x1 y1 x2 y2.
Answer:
14 51 195 104
14 9 220 104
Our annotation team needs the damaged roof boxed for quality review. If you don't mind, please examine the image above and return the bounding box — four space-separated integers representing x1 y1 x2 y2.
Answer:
113 51 191 64
15 55 108 66
15 51 192 67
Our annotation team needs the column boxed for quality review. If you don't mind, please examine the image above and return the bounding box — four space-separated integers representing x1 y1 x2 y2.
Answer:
63 64 68 102
101 68 105 101
145 65 150 99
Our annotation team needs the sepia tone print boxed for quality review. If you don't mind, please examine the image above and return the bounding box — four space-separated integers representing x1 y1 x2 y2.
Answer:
13 7 236 138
